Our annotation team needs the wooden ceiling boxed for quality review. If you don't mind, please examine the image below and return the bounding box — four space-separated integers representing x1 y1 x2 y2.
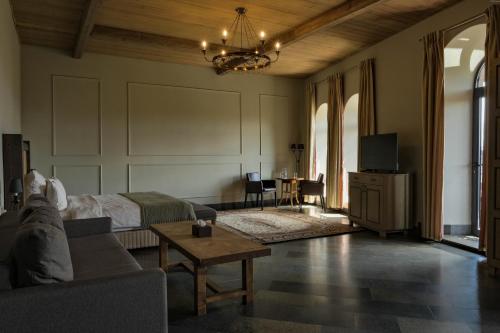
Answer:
11 0 462 78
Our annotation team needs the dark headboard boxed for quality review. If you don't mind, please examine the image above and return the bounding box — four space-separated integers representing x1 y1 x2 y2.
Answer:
2 134 30 210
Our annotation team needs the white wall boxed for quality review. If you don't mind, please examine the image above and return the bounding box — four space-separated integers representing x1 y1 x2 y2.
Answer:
307 0 490 226
21 46 303 205
0 2 21 211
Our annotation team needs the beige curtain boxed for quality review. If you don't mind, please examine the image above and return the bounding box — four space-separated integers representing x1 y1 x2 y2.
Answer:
326 73 344 209
480 6 500 250
422 31 445 241
304 83 316 180
358 58 376 137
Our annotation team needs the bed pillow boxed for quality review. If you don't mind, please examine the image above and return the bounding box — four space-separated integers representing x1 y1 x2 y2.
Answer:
23 170 47 201
46 178 68 211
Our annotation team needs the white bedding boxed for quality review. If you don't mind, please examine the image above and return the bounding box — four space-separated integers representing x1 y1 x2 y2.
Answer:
60 194 141 231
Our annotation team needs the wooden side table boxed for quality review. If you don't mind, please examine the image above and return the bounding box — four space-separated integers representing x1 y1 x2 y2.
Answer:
276 177 303 207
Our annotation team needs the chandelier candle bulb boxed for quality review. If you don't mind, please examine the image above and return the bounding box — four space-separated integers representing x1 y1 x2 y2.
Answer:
260 31 266 40
201 40 207 50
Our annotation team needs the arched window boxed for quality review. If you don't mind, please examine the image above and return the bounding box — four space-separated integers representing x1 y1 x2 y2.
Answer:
342 94 359 208
315 103 328 183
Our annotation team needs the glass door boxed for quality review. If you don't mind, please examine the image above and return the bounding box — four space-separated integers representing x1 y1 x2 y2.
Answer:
471 62 486 237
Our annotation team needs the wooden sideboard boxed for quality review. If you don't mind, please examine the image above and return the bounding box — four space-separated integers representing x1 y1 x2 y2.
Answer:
348 172 410 237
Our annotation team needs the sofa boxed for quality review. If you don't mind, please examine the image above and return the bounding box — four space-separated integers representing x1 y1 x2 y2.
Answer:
0 199 168 333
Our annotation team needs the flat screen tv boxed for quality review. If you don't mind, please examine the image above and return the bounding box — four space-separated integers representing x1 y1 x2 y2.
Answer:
360 133 399 172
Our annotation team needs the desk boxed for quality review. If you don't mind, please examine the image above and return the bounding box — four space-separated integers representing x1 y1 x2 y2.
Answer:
276 178 303 207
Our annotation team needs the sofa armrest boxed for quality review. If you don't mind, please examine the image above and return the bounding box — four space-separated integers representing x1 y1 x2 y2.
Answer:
63 217 112 238
0 268 167 333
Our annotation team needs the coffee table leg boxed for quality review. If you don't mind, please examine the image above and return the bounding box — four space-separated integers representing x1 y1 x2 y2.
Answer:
242 259 254 304
195 266 207 315
159 240 168 271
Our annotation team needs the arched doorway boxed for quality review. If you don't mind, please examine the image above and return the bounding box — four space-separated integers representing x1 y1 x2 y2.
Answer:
443 23 486 248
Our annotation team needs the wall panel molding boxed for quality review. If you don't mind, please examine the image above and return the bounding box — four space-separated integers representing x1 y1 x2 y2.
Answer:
127 82 242 157
259 94 290 157
127 162 242 199
52 75 102 156
52 164 103 195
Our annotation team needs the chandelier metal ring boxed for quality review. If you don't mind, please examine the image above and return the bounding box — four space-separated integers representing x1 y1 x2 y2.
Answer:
200 7 280 73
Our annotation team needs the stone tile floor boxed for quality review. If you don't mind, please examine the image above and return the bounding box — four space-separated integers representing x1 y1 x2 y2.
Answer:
131 207 500 333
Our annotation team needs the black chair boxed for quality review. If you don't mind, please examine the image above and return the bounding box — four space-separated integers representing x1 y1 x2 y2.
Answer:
244 172 277 210
299 173 325 212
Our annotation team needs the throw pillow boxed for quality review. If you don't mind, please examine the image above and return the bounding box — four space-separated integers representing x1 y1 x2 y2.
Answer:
13 222 73 287
22 204 65 232
18 194 52 222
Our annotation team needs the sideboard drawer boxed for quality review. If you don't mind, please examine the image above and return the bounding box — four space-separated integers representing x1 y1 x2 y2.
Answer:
349 173 383 185
366 175 383 185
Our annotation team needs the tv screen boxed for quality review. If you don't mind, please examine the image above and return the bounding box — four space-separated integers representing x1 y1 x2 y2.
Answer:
360 133 399 172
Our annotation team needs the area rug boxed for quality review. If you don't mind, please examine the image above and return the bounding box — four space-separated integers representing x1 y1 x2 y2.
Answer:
216 208 362 244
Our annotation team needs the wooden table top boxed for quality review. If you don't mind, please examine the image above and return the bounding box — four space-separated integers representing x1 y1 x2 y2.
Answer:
276 177 304 183
150 222 271 266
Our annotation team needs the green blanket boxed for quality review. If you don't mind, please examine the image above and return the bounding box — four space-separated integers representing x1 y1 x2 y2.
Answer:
119 192 196 228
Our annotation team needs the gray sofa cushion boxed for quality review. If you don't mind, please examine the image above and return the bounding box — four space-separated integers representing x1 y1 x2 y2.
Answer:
13 221 74 287
69 233 141 280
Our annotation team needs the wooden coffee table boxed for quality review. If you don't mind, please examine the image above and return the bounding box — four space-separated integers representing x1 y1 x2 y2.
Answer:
150 222 271 315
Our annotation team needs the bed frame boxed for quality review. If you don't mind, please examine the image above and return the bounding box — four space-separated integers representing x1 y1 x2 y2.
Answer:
115 229 160 250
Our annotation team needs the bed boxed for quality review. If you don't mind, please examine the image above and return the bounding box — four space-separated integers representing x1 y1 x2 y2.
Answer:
59 193 217 249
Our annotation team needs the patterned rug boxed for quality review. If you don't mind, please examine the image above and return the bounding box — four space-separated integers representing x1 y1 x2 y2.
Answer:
216 208 362 244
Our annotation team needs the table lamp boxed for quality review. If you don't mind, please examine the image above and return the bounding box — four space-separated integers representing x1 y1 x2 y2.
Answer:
9 178 23 210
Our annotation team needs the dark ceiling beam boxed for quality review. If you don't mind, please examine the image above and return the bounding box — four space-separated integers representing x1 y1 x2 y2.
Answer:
91 25 249 74
264 0 385 52
73 0 101 58
91 25 206 50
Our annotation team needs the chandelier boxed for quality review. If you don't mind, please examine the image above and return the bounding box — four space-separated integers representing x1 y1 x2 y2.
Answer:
200 7 280 73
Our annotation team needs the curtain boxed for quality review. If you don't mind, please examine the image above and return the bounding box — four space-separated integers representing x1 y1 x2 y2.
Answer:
358 58 376 137
304 83 316 181
421 31 445 241
326 73 344 209
480 6 500 250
